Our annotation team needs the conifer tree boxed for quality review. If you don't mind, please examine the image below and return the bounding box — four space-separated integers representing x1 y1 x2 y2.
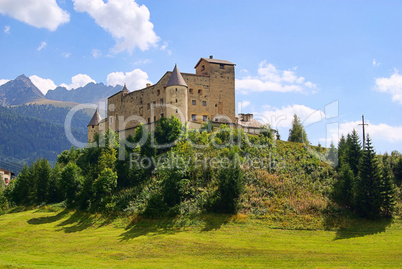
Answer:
355 136 382 219
327 141 338 165
337 135 347 168
345 129 362 177
36 158 51 204
381 162 396 218
288 114 309 144
332 163 355 209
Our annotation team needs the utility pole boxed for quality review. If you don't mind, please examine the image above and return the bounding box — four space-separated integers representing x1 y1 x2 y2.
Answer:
359 115 368 149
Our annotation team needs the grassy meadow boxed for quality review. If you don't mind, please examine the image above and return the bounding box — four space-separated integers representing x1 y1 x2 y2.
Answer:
0 207 401 268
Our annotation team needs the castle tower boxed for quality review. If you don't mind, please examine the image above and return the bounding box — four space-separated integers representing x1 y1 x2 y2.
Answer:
87 109 101 143
194 56 236 123
165 65 188 123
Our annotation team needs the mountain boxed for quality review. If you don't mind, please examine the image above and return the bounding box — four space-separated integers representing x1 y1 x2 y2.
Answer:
0 74 45 106
0 105 87 166
8 104 91 135
46 82 122 104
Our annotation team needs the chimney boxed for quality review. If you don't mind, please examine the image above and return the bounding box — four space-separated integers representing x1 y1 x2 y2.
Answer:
146 83 151 87
209 55 213 59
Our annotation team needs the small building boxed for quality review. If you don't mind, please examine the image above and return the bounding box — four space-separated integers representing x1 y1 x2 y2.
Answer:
0 168 15 186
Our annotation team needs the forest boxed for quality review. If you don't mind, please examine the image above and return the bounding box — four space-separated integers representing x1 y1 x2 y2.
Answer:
1 115 401 224
0 104 90 167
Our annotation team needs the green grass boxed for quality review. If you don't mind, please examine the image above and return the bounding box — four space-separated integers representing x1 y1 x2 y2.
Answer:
0 208 401 268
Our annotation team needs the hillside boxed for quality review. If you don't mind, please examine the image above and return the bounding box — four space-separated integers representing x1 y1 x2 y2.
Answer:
8 104 91 135
0 106 87 165
0 74 45 106
46 82 121 104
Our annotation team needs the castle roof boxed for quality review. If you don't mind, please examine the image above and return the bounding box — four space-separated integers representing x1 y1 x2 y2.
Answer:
238 118 264 129
194 57 235 68
87 109 101 127
122 84 128 93
166 65 187 87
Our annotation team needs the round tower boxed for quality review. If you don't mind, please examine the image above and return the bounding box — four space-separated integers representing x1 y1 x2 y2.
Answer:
165 65 188 123
87 109 101 143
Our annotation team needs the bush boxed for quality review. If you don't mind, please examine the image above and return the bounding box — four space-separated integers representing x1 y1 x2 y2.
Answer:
207 163 244 214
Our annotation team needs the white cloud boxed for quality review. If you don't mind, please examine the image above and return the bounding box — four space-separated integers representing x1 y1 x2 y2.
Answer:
240 100 251 109
0 79 10 86
29 75 57 95
318 120 402 149
4 25 10 33
92 49 101 59
60 74 96 90
260 104 324 129
73 0 159 53
62 52 71 58
0 0 69 31
107 68 151 91
236 61 317 94
133 59 151 65
373 58 380 67
160 41 172 55
375 69 402 104
37 41 47 51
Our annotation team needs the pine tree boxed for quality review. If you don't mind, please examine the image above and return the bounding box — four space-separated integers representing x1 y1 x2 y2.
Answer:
36 158 51 204
355 136 382 219
288 114 309 144
346 130 362 177
394 157 402 186
337 135 347 168
332 163 355 209
381 162 396 218
327 141 338 165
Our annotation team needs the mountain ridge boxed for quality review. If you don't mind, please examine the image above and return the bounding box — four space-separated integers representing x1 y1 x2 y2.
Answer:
0 74 45 106
46 82 122 104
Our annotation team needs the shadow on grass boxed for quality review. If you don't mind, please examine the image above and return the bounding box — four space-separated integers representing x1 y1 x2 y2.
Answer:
119 213 233 241
27 209 118 233
201 214 231 232
119 218 180 241
324 208 393 240
333 218 392 240
27 209 69 225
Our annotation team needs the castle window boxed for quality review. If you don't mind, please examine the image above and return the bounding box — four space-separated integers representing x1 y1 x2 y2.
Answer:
192 100 196 105
175 88 177 92
202 101 207 106
157 90 160 96
191 114 196 121
160 98 163 105
220 64 224 69
176 109 178 113
154 116 156 122
214 118 218 122
92 126 94 129
147 103 150 110
215 104 217 107
203 115 207 121
189 89 193 94
175 99 178 103
198 89 202 94
148 118 150 123
110 116 113 123
161 113 164 118
152 101 156 108
201 65 205 71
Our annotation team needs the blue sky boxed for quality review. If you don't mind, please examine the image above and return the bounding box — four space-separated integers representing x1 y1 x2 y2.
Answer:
1 0 402 153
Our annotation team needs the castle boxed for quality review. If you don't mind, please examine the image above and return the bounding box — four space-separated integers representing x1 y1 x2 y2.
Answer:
87 56 263 143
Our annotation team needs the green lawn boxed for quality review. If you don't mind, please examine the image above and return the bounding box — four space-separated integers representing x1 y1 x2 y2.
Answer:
0 208 401 268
